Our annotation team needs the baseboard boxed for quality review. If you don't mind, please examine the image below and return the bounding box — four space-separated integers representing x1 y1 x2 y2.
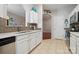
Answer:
28 42 41 54
51 37 65 40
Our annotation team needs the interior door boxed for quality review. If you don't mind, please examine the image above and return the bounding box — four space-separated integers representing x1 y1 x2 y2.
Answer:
43 14 51 39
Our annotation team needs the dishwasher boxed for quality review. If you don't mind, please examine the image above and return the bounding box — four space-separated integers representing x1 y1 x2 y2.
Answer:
0 36 15 54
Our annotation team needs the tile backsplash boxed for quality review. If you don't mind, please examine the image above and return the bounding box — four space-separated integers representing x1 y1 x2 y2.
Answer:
0 27 27 33
0 17 26 33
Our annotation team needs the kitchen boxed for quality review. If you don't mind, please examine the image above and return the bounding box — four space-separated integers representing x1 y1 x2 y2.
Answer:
0 4 42 54
0 4 79 54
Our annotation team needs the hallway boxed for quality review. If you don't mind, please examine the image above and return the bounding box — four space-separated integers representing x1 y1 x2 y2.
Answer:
31 39 71 54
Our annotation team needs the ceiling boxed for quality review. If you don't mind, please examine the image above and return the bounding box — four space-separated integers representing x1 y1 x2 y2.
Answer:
43 4 77 14
7 4 25 17
7 4 77 17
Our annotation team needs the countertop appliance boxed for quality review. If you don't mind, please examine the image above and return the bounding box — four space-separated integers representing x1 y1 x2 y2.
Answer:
70 22 79 32
0 36 15 54
28 23 37 30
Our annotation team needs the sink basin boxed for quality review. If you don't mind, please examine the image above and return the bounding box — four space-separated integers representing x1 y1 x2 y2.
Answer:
16 30 31 34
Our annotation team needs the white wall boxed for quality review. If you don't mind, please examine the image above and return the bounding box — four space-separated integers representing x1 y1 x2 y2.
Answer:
51 11 65 39
0 4 7 18
23 4 43 28
51 8 77 39
22 4 33 26
7 12 25 27
35 4 43 28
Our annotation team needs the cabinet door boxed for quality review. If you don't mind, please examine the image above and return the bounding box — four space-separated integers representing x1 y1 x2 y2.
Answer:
30 11 34 23
29 33 36 50
35 31 42 45
34 13 38 23
70 35 76 54
16 39 30 54
30 10 38 23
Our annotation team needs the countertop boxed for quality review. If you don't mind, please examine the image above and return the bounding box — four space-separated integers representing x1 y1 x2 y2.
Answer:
64 28 71 31
70 32 79 37
0 30 41 39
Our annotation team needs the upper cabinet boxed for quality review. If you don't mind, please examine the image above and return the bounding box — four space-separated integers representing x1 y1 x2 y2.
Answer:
0 4 7 19
69 5 79 24
22 4 42 28
29 7 38 23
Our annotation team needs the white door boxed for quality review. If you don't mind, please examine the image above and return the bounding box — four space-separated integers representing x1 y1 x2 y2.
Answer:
53 15 64 39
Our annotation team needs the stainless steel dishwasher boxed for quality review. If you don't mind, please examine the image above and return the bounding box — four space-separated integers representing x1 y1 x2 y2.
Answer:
0 36 15 54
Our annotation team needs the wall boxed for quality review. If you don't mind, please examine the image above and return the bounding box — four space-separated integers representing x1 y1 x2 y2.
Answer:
51 9 76 39
50 4 77 39
43 14 51 32
0 4 7 18
23 4 43 28
34 4 43 28
52 12 65 39
7 11 25 27
22 4 33 26
0 17 26 33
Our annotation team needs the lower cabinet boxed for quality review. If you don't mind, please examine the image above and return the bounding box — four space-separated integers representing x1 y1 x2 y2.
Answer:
29 31 42 50
16 30 42 54
16 39 30 54
77 37 79 54
29 33 36 50
16 34 30 54
70 35 76 54
70 33 79 54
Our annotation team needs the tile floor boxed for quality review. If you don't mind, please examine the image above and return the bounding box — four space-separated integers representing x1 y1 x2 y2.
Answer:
31 39 71 54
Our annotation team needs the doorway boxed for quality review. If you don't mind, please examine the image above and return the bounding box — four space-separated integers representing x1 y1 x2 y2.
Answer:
43 13 51 40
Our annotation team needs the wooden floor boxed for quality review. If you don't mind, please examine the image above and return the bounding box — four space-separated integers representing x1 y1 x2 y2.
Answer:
31 39 71 54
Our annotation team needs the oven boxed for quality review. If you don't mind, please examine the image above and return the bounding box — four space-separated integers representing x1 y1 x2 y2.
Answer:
0 36 15 54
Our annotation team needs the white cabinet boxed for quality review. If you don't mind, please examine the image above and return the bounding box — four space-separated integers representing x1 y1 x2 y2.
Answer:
0 4 7 18
35 31 42 45
29 33 36 50
76 37 79 54
70 34 77 54
29 30 42 50
16 30 42 54
16 34 30 54
30 10 38 23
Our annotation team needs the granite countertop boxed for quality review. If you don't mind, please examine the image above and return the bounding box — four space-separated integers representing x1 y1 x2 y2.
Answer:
0 30 41 39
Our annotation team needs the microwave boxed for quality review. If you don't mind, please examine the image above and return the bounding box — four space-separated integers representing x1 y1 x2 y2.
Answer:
70 12 79 24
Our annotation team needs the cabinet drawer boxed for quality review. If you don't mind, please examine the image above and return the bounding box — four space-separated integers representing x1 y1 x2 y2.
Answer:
16 35 28 41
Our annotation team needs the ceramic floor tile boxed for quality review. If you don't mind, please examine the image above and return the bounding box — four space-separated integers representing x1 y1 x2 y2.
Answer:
31 39 71 54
